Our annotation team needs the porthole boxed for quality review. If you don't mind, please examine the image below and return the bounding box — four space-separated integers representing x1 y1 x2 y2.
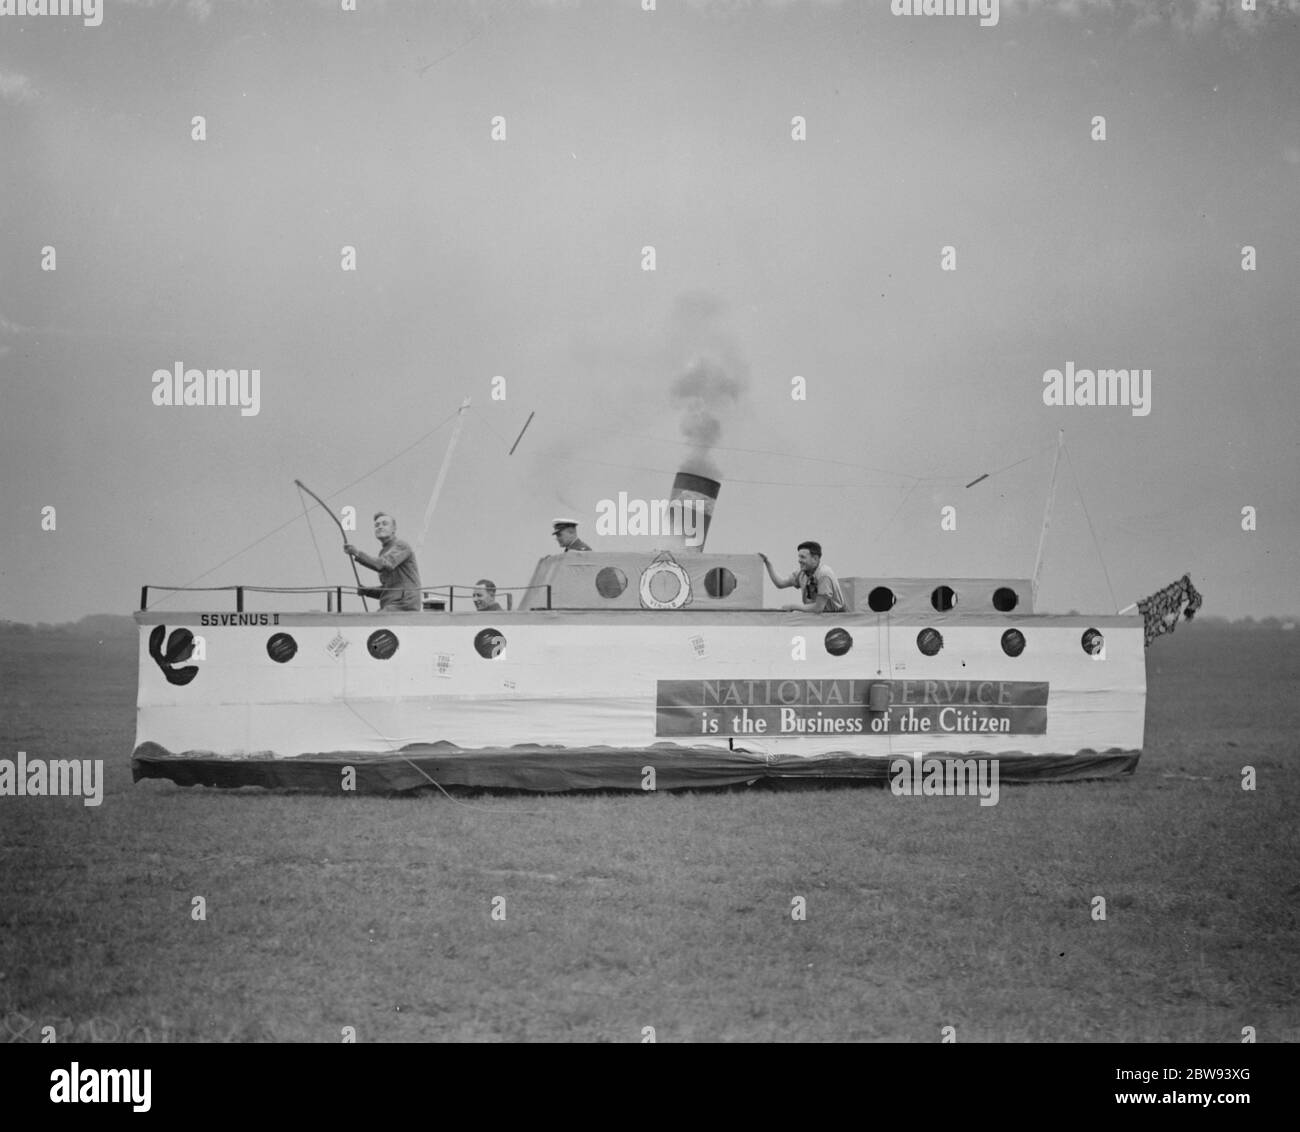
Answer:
867 586 897 613
917 628 943 656
704 566 736 598
931 585 957 612
1001 629 1026 657
992 587 1019 612
824 628 853 657
647 569 684 605
474 628 506 659
267 633 297 663
595 566 627 599
1081 628 1104 657
367 629 399 660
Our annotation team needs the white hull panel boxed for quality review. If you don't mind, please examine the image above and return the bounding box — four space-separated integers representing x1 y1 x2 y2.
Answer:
135 612 1146 761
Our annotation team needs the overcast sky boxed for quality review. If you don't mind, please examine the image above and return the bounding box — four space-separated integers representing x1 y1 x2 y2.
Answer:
2 0 1297 623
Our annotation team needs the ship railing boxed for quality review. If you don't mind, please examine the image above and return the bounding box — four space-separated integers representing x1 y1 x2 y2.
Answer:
420 584 552 612
139 584 552 613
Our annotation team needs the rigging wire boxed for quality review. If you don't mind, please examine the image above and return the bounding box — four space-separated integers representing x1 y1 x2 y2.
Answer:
473 410 517 452
564 455 915 488
1064 442 1120 614
874 478 925 542
292 427 550 816
602 431 1060 485
605 429 923 480
489 412 1058 488
333 698 554 816
562 439 1059 491
297 483 332 590
296 479 523 811
150 407 464 608
154 413 1057 610
142 407 1079 808
968 441 1060 485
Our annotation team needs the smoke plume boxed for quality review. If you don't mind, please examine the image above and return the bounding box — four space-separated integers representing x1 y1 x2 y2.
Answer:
667 294 749 480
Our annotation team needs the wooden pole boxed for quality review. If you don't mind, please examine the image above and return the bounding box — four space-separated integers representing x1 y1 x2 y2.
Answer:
418 397 472 554
1031 429 1065 606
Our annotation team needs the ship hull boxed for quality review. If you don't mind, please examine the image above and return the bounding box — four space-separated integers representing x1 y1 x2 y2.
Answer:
132 609 1145 792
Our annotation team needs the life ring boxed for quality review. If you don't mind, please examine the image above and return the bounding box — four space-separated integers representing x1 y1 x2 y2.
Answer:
639 556 692 610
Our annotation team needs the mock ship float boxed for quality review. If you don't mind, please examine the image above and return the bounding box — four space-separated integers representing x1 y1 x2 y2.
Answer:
128 442 1201 793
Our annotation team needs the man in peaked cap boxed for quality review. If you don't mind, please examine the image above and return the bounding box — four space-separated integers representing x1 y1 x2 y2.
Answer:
552 518 591 552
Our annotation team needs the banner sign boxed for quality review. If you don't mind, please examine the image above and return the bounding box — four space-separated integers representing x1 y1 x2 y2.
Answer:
655 679 1049 737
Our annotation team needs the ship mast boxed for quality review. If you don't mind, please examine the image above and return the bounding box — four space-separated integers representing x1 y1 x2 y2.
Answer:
1031 429 1065 606
418 397 472 554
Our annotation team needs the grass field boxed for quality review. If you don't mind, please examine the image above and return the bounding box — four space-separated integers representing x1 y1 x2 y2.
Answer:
1 627 1297 1042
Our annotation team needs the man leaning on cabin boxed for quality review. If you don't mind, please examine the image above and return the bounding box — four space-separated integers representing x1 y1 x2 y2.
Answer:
344 512 423 611
759 541 847 613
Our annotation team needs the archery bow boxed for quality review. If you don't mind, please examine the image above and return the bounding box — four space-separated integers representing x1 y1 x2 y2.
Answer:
295 479 369 612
